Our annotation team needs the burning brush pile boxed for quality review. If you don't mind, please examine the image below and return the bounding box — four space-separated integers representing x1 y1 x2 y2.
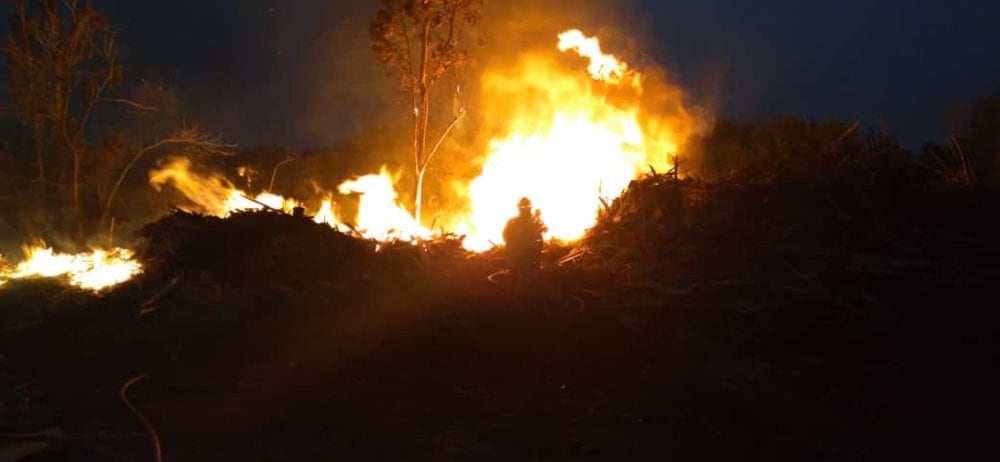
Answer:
1 27 702 294
0 244 142 292
142 27 701 252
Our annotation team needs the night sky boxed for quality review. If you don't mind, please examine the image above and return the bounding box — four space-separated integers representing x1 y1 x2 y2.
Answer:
87 0 1000 148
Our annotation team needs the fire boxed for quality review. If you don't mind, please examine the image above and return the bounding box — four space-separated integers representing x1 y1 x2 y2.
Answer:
557 29 639 88
313 198 339 227
245 192 301 214
150 157 304 217
337 169 432 241
149 157 238 216
148 157 432 242
145 29 699 254
0 255 8 287
452 29 694 250
1 243 142 291
4 28 693 295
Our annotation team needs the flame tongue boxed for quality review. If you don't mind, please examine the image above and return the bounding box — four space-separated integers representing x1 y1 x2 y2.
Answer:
557 29 637 87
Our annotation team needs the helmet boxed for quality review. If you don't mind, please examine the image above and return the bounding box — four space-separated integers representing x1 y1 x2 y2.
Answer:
517 197 532 210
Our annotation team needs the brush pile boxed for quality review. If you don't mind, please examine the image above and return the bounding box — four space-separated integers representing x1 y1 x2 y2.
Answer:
560 173 1000 310
139 209 376 288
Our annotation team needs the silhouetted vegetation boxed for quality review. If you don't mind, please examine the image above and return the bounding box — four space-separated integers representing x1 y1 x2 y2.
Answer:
694 95 998 190
1 0 229 247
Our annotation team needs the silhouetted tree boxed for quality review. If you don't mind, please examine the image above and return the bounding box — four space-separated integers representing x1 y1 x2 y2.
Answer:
3 3 231 242
5 0 119 217
955 95 1000 187
370 0 482 224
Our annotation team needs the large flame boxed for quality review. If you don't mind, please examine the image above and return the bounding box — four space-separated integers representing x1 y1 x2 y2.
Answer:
4 28 696 296
145 29 698 254
149 157 302 216
452 29 693 250
149 157 431 242
313 198 339 227
338 169 431 241
1 243 142 291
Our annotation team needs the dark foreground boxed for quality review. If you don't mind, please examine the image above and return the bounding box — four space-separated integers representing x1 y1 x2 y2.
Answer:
2 180 999 460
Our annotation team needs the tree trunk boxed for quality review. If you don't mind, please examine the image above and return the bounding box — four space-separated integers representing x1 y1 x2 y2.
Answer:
414 20 432 225
415 167 426 228
72 148 80 211
99 146 146 229
33 119 45 183
60 125 84 244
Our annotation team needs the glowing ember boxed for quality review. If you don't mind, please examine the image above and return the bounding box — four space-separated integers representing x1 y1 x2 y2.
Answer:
3 243 142 291
337 169 431 241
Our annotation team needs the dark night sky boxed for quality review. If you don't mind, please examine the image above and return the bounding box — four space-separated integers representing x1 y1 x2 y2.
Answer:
86 0 999 148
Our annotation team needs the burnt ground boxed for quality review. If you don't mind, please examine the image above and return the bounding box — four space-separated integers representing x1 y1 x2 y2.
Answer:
1 181 999 461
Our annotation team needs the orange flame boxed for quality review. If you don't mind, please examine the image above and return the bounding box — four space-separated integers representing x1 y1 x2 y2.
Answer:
451 28 693 250
312 198 340 228
148 157 430 243
145 29 700 255
557 29 640 88
337 168 431 241
151 157 308 217
1 243 142 291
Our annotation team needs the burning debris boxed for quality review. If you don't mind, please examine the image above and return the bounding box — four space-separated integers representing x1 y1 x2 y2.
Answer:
1 25 700 295
0 243 142 292
145 28 701 255
149 156 305 218
337 168 432 241
451 28 699 250
149 156 435 242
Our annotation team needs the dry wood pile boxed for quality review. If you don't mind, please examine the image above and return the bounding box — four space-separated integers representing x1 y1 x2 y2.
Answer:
139 210 375 287
558 172 999 311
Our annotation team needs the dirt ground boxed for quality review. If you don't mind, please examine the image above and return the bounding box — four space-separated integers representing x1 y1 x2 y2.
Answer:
2 185 998 460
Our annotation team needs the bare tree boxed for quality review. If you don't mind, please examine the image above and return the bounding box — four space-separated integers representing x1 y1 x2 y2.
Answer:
5 2 233 241
370 0 481 224
5 0 120 222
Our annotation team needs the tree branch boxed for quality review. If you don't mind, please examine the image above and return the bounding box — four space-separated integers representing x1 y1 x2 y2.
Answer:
422 107 465 171
99 129 235 227
104 98 161 112
268 155 297 191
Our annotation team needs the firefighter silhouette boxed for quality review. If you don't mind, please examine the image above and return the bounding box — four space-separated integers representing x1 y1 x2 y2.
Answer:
503 197 546 271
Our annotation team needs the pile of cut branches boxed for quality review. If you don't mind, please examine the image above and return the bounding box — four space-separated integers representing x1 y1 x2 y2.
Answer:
560 172 1000 309
139 210 375 288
